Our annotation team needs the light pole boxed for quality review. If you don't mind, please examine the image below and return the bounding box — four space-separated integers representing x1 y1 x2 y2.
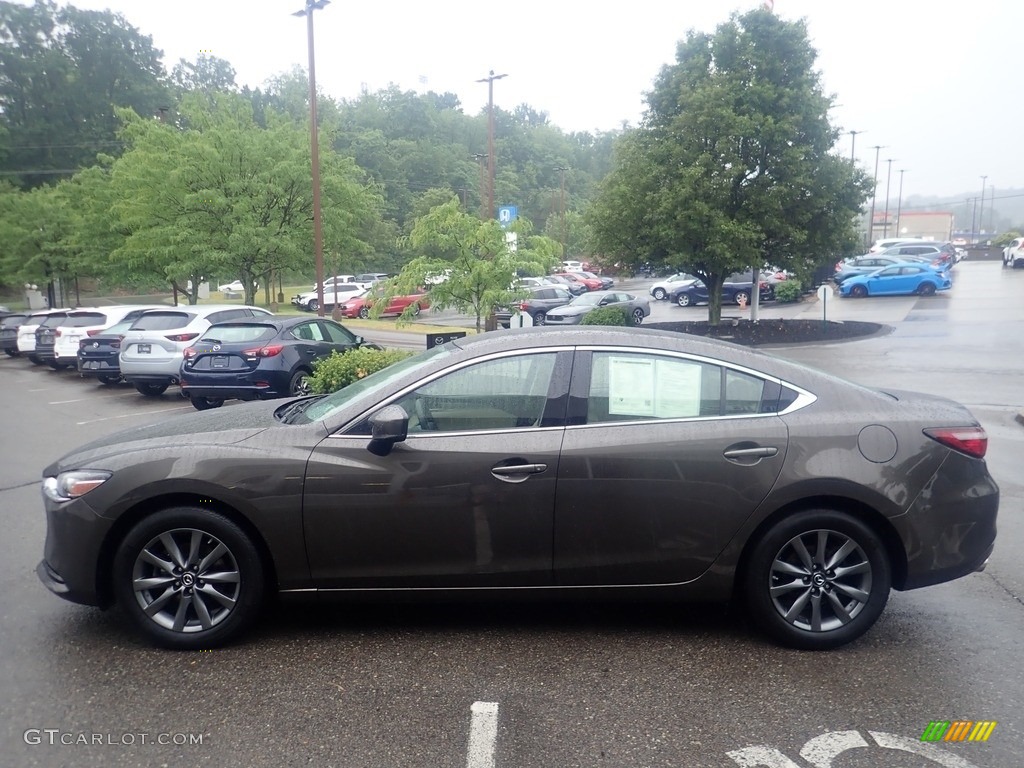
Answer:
475 70 507 220
970 198 978 243
555 165 568 257
847 129 864 163
977 175 988 244
882 158 896 239
895 169 907 236
868 145 884 247
293 0 329 317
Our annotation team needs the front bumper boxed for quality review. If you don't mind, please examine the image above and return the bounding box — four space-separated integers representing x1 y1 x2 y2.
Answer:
38 495 114 608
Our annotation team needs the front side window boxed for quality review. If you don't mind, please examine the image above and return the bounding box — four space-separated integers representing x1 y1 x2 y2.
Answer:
394 353 558 433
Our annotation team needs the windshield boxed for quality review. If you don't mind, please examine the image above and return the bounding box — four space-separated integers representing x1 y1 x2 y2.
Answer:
200 323 277 344
291 344 451 424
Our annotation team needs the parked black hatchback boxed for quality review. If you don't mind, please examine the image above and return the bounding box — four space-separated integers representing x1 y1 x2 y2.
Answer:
179 316 376 410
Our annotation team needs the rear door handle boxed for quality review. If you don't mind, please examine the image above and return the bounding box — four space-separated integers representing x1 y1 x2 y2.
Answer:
723 447 779 459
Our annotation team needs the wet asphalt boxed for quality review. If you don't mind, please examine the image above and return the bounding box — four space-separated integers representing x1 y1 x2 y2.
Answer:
0 259 1021 768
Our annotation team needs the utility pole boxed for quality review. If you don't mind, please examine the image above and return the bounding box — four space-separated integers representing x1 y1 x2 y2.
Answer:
978 175 988 244
555 165 568 257
895 169 907 237
472 153 487 219
882 158 896 239
475 70 507 220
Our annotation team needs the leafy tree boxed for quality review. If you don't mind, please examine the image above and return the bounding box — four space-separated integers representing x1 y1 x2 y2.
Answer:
0 0 170 187
387 199 558 331
589 9 871 323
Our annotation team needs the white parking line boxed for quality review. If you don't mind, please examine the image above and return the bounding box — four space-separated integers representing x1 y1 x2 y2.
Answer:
76 406 192 425
467 701 498 768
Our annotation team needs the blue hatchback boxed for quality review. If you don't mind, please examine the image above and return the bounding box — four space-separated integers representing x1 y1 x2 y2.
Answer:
179 316 376 410
838 263 951 298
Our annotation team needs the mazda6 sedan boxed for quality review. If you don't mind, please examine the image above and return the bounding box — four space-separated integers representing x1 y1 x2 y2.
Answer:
38 327 997 651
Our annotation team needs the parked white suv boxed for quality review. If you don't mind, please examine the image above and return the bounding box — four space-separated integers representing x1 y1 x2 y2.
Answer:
1003 237 1024 268
50 305 165 369
292 282 366 312
120 305 273 396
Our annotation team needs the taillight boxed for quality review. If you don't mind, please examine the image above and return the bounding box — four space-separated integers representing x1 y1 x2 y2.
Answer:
182 347 198 359
518 302 530 311
54 329 62 337
87 329 102 337
166 333 199 342
242 344 284 358
923 426 988 459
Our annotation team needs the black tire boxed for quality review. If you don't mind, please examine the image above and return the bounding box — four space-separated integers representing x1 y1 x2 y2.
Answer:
98 374 121 386
850 284 868 298
410 303 421 317
358 307 370 319
917 282 936 296
134 381 169 397
28 354 44 366
532 311 547 326
653 287 667 301
743 509 891 650
112 506 265 650
307 299 319 312
734 290 750 306
631 307 645 326
4 349 18 357
190 396 224 411
676 293 692 307
49 361 70 371
288 369 311 396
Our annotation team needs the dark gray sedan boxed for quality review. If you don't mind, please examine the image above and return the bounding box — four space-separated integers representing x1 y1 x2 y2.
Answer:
544 290 651 325
38 327 997 651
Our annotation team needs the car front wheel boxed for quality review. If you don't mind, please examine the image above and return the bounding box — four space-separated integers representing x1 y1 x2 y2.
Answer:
734 290 750 306
676 293 691 307
532 311 547 326
306 299 319 312
850 285 868 298
358 307 370 319
917 282 937 296
653 287 667 300
743 509 891 650
112 507 265 649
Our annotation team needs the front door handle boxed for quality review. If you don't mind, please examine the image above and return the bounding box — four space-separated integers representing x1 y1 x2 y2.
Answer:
491 463 547 483
723 447 778 459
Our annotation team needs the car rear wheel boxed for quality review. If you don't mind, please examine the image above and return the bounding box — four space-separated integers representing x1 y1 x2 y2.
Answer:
410 303 421 316
734 290 750 306
112 507 265 650
631 307 645 325
49 361 70 370
532 311 547 326
850 285 868 298
4 349 18 357
743 509 891 650
676 293 692 307
917 282 937 296
97 374 121 385
134 382 169 397
190 396 224 411
28 354 43 366
288 370 311 396
653 287 667 301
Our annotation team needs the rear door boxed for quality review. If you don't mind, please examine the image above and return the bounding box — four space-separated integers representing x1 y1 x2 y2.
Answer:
554 348 789 585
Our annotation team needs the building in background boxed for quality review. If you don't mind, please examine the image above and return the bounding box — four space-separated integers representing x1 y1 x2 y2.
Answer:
870 211 954 244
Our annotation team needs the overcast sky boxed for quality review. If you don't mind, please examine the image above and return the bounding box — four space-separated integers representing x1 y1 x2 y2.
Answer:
30 0 1022 204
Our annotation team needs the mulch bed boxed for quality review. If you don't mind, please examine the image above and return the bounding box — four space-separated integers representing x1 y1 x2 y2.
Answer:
643 319 886 346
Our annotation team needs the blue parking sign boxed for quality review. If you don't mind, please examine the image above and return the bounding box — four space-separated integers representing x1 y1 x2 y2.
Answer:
498 205 517 227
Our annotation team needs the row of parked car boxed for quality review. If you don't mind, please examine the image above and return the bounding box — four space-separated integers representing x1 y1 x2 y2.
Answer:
1 304 378 410
833 241 958 298
647 271 780 307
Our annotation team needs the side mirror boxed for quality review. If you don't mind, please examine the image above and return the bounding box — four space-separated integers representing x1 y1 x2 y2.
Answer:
367 404 409 456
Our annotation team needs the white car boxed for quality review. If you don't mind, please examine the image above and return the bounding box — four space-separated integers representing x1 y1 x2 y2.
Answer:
50 305 166 369
292 282 366 312
1003 237 1024 268
649 272 700 301
217 280 258 293
120 305 273 396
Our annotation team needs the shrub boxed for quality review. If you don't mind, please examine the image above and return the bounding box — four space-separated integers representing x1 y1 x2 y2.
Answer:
774 279 803 303
580 306 631 326
309 347 412 394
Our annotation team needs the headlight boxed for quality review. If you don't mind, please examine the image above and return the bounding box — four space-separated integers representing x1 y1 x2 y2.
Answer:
42 470 112 503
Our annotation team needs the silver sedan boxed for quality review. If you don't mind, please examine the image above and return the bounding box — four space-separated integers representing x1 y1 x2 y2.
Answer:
544 290 651 326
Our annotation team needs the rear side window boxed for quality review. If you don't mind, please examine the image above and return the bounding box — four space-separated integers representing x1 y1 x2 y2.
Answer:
131 311 193 331
40 314 68 328
201 324 276 343
1 315 29 328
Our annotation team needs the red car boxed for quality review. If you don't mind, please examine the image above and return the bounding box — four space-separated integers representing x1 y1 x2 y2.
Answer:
552 272 601 291
337 288 430 319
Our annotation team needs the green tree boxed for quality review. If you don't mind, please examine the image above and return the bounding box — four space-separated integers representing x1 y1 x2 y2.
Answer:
589 9 871 323
389 199 558 331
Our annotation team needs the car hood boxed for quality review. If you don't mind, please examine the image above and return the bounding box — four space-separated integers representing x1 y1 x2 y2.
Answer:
43 400 288 475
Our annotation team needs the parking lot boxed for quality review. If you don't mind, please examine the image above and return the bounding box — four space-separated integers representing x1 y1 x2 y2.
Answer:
1 260 1022 767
